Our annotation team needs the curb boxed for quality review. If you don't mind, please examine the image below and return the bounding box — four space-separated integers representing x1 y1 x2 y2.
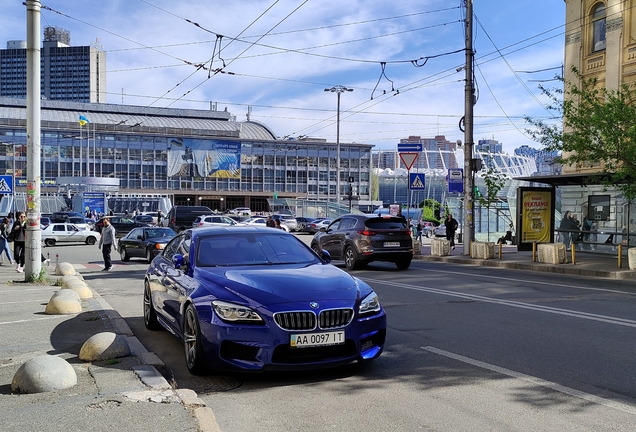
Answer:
88 283 222 432
413 253 636 280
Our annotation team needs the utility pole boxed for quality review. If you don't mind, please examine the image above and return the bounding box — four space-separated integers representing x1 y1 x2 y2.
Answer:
25 0 42 278
462 0 475 255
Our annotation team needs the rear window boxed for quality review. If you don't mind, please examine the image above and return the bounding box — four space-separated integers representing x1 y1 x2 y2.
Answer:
365 217 407 230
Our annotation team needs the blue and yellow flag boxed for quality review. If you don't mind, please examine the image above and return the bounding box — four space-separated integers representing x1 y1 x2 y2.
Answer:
79 115 90 126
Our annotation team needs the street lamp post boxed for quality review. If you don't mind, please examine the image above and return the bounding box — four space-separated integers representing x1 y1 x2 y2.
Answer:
324 86 353 206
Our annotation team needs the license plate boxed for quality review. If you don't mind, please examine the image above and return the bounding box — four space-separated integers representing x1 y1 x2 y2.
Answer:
290 331 345 348
384 242 400 247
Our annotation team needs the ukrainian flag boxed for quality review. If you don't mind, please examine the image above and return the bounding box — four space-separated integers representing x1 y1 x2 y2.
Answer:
79 115 90 126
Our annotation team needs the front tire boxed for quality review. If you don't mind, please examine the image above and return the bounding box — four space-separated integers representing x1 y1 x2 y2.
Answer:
183 304 206 375
146 248 153 263
344 246 360 270
85 236 96 245
143 281 161 330
45 239 56 247
120 247 130 262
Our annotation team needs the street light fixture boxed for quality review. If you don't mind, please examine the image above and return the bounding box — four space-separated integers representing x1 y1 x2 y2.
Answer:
324 85 353 206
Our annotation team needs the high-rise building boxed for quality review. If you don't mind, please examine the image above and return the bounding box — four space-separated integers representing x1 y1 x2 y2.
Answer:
0 26 106 103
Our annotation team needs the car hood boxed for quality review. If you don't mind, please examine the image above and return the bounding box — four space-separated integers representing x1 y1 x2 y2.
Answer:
195 263 360 305
146 235 175 243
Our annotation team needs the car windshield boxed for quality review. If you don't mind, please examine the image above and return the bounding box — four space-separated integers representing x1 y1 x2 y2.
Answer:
365 217 407 229
145 228 176 238
196 233 319 267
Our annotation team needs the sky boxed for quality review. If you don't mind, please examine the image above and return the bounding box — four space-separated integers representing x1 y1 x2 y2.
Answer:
0 0 565 154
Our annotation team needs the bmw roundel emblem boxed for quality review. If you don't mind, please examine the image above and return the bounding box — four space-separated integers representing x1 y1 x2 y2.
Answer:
309 302 319 309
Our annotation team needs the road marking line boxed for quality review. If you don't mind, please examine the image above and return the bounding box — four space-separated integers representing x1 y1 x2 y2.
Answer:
364 278 636 328
415 266 633 295
0 315 66 325
422 346 636 415
0 299 48 305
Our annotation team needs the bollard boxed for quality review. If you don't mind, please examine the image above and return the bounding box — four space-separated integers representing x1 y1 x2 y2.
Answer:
532 241 536 262
498 241 502 260
571 246 576 265
55 253 59 267
618 244 623 269
47 252 50 266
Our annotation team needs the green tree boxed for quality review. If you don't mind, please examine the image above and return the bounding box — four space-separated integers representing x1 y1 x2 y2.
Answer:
526 67 636 201
476 166 506 241
419 198 441 223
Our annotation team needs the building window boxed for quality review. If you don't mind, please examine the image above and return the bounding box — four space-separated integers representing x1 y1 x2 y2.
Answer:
591 3 606 52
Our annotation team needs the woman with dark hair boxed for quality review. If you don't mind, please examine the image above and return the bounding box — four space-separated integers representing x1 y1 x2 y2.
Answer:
11 212 26 272
0 217 14 264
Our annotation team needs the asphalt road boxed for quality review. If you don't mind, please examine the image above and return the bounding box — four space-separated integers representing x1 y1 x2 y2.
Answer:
50 237 636 431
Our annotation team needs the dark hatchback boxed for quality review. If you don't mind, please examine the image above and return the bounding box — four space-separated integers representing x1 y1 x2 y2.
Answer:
95 216 150 237
119 226 177 262
310 214 413 270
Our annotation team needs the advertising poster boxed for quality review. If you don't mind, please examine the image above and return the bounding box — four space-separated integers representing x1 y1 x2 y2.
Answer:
520 189 553 244
167 138 240 179
83 192 106 215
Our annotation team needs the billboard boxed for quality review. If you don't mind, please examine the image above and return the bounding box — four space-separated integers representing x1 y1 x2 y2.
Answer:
167 138 240 179
517 187 554 250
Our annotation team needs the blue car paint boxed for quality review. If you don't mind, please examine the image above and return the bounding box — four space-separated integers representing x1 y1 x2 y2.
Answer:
146 226 386 372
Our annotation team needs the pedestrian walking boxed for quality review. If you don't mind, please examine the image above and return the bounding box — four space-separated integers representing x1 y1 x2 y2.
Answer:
444 213 459 250
266 215 276 228
11 212 26 272
157 209 163 226
0 217 14 264
97 217 117 271
274 219 284 230
396 208 407 223
559 211 575 250
416 218 424 243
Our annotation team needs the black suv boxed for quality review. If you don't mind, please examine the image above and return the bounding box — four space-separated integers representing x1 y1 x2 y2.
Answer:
165 205 213 232
310 214 413 270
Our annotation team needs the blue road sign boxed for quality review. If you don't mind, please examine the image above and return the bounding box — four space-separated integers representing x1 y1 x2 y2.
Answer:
397 143 423 152
0 175 13 194
409 173 426 190
448 168 464 193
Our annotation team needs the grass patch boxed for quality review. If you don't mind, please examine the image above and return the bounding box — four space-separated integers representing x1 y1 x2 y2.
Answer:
104 358 119 366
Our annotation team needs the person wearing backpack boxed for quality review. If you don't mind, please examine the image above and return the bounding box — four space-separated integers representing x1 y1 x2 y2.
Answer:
11 212 26 272
0 217 14 265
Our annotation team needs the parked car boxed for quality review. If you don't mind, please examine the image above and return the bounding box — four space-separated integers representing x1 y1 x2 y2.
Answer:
294 217 315 233
119 227 177 263
95 216 150 237
236 217 289 232
51 211 85 223
40 216 51 230
272 214 298 231
143 226 386 374
192 215 237 228
41 223 101 247
142 212 160 225
306 219 333 234
67 217 93 231
164 205 213 232
134 214 156 225
434 224 461 239
229 207 252 216
422 222 437 238
311 214 413 270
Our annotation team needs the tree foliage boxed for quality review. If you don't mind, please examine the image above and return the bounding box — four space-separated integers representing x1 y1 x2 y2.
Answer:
526 67 636 201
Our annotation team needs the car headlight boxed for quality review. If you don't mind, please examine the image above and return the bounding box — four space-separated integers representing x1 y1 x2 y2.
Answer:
359 292 381 315
155 243 165 250
212 300 263 323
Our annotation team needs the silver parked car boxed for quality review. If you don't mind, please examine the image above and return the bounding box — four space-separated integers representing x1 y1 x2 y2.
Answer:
41 223 101 247
272 214 298 231
192 215 237 228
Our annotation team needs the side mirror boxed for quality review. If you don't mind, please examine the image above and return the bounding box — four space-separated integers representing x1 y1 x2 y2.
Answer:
172 253 185 269
321 250 331 263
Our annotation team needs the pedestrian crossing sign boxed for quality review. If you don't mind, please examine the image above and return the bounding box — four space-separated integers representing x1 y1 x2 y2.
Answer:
409 173 426 190
0 175 13 194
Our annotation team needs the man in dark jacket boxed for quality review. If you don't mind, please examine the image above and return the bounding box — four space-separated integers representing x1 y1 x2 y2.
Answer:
444 213 459 250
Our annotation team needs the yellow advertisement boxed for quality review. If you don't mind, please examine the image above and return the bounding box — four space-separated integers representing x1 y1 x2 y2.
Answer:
521 190 552 243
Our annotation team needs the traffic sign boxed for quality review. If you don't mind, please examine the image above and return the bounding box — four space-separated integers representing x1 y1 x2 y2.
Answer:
0 175 13 194
399 152 418 170
409 173 426 190
397 143 423 152
448 168 464 193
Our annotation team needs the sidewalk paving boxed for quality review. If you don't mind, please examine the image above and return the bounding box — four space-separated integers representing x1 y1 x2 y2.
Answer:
0 261 219 432
414 242 636 280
